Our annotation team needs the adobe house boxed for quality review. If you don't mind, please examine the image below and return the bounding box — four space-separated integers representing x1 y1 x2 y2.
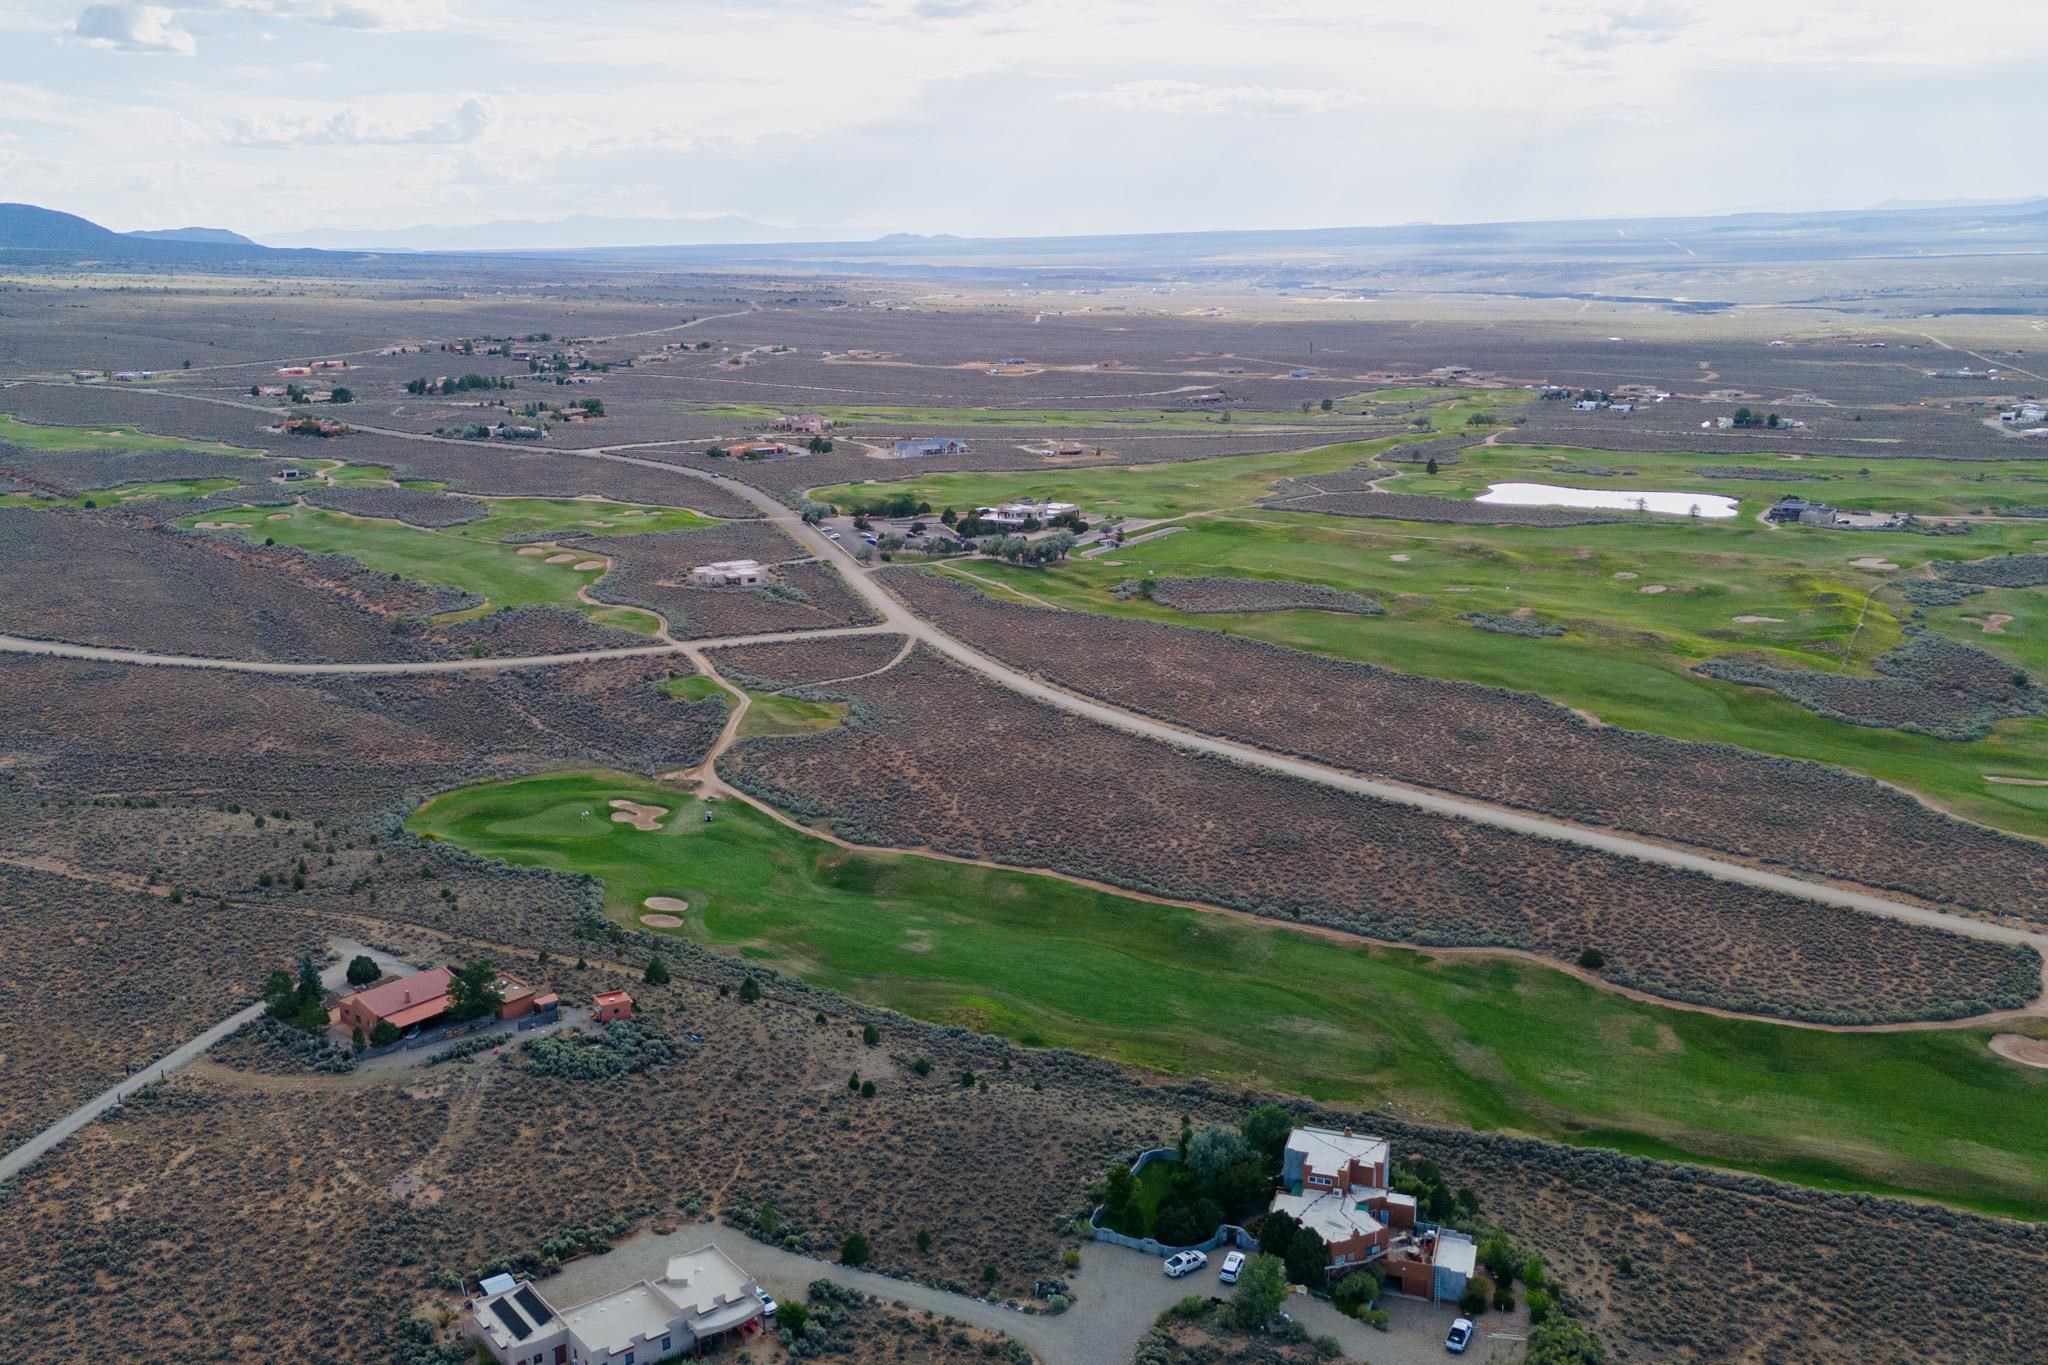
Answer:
592 990 634 1024
1267 1126 1476 1303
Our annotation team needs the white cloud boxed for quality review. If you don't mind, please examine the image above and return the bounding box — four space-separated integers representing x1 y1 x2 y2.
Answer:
67 3 196 54
222 95 494 147
225 0 452 30
1060 80 1363 115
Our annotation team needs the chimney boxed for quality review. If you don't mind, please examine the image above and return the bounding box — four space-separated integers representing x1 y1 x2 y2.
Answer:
1344 1128 1353 1139
403 989 412 1003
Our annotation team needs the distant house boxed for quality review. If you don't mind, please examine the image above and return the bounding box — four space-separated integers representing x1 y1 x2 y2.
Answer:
772 413 833 435
1184 393 1225 406
689 559 765 587
974 500 1078 530
1267 1126 1477 1304
112 371 153 382
736 441 792 459
1572 399 1601 411
277 365 313 377
891 438 968 458
332 966 544 1040
1766 496 1816 524
333 967 457 1038
311 359 348 371
593 990 634 1024
70 369 97 382
276 467 308 482
467 1245 766 1365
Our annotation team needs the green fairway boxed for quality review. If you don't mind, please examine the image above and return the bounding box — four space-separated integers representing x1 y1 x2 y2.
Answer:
930 508 2048 833
738 692 848 738
813 437 1420 521
1393 440 2048 519
412 770 2048 1220
659 674 732 706
3 476 243 508
836 419 2048 832
0 412 256 455
177 500 690 634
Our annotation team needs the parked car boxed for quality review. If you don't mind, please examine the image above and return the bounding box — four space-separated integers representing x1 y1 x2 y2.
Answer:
825 530 841 540
1162 1250 1209 1278
756 1288 778 1317
861 532 879 545
1218 1251 1246 1284
1445 1317 1475 1354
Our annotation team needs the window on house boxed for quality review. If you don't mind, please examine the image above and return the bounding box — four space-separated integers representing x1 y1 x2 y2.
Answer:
661 1336 671 1352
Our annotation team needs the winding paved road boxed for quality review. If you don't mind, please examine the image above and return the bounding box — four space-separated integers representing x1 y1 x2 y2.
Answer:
10 382 2047 993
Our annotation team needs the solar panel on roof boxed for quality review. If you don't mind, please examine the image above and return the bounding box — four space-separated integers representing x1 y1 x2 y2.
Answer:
489 1297 533 1342
514 1285 555 1325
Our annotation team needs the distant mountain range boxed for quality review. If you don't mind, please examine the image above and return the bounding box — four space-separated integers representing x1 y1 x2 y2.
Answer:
261 213 792 252
126 226 257 245
4 198 2047 279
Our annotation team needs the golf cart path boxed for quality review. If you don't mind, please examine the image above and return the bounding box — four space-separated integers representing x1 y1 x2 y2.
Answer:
0 940 412 1186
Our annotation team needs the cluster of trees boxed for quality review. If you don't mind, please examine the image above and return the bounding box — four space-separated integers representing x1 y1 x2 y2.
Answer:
1458 1229 1550 1320
1098 1104 1296 1246
406 373 515 396
975 531 1077 565
261 954 328 1035
1731 408 1782 428
805 435 834 453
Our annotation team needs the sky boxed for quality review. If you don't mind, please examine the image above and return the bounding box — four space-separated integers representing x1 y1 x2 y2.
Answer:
2 0 2045 246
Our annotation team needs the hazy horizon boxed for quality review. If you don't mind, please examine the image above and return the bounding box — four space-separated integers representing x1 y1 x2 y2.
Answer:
3 0 2046 246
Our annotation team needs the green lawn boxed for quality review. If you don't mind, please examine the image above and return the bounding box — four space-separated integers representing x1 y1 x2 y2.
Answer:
0 412 257 456
411 771 2048 1220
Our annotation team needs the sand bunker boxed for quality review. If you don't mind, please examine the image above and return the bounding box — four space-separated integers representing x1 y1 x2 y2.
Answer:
644 895 689 913
516 546 548 557
1977 614 2014 634
578 519 616 528
1985 774 2048 786
639 913 684 929
1612 571 1638 580
608 799 666 831
266 513 291 521
1733 614 1784 624
1389 553 1412 562
1851 556 1900 571
1990 1034 2048 1069
1639 584 1668 594
572 559 606 571
544 552 578 564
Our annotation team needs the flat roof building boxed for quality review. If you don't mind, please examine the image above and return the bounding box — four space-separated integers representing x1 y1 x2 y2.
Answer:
689 559 765 586
467 1244 765 1365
